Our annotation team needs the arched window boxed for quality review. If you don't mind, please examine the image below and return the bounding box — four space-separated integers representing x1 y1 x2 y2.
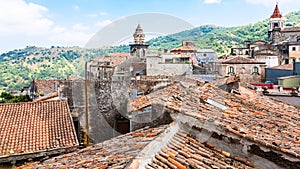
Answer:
228 66 234 74
253 66 259 75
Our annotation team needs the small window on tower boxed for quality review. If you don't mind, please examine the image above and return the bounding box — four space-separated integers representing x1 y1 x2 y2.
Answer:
274 23 279 28
292 47 296 51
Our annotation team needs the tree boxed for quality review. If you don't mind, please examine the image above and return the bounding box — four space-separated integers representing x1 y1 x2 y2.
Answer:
12 94 28 103
0 92 13 100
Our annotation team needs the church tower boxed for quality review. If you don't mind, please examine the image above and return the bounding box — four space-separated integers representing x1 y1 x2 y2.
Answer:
268 3 284 43
129 24 149 58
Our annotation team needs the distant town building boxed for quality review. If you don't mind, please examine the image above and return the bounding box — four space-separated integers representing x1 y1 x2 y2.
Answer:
197 49 217 63
146 54 192 76
170 40 197 54
194 49 219 74
219 56 266 85
265 61 300 84
268 3 300 64
231 3 300 67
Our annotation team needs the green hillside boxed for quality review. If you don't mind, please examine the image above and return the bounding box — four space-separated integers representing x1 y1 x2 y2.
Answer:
148 11 300 56
0 46 127 91
1 11 300 91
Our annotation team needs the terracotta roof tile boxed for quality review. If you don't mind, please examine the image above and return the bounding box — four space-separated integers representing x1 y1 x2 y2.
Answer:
171 46 196 52
0 100 78 162
269 63 293 70
33 91 59 102
147 130 255 168
270 4 282 18
23 125 169 168
90 52 130 68
282 27 300 32
34 80 59 95
130 78 300 159
221 56 265 64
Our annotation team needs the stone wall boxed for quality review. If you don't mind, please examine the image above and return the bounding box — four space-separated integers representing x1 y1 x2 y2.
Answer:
220 64 265 84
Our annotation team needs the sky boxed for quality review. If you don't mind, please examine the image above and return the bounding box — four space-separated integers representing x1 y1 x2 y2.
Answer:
0 0 300 52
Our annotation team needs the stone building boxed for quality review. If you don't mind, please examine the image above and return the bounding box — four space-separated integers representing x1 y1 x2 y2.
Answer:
268 3 300 64
219 56 266 85
129 24 149 58
27 78 300 169
231 3 300 66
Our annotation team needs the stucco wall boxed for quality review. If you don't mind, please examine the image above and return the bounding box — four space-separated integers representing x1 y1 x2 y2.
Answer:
147 57 191 76
289 45 300 59
278 77 300 88
265 68 292 84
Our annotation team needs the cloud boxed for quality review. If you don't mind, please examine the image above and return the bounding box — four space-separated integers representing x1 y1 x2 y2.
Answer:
203 0 221 4
0 0 93 51
72 23 89 31
0 0 53 36
95 20 112 27
73 5 79 11
100 12 108 16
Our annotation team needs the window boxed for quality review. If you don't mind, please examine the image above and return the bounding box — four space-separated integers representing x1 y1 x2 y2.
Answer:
292 47 296 51
228 66 234 74
165 59 172 63
253 67 259 75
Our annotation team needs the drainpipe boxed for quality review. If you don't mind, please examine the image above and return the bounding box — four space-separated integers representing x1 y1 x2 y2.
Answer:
293 59 296 75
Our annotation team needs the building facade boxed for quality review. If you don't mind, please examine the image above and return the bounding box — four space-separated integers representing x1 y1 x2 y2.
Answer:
129 24 149 58
219 56 266 85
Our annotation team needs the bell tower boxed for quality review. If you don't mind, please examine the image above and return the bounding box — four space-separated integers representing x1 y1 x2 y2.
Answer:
269 3 284 30
130 24 149 58
268 3 284 43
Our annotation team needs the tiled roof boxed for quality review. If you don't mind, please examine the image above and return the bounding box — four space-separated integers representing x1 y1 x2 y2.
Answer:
171 46 197 52
147 130 255 168
129 78 300 159
270 4 282 18
269 63 293 70
107 52 130 57
0 100 78 162
22 125 169 168
18 77 300 168
34 80 59 95
90 52 130 68
67 75 84 81
221 56 265 64
282 27 300 32
33 91 59 102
